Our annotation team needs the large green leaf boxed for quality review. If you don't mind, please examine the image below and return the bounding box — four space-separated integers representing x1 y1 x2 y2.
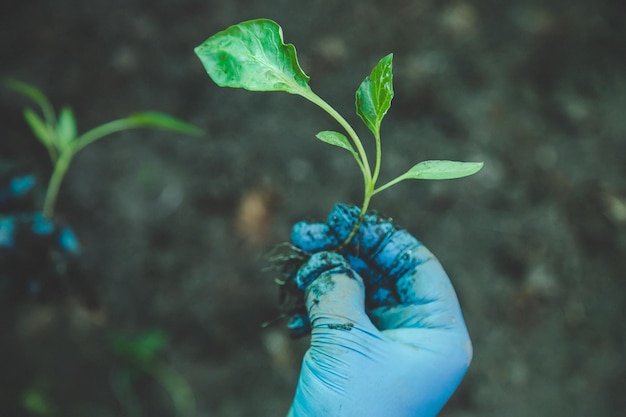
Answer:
356 54 394 136
194 19 311 95
400 160 484 180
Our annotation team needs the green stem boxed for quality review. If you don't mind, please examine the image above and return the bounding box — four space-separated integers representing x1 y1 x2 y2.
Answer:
297 89 379 249
372 174 407 196
43 150 73 219
71 119 146 154
337 191 372 251
300 91 373 184
42 118 150 218
342 131 383 250
142 364 196 417
110 370 143 417
371 131 382 187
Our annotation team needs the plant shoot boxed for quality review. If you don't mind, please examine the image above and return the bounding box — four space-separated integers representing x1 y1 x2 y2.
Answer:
194 19 482 246
5 79 203 218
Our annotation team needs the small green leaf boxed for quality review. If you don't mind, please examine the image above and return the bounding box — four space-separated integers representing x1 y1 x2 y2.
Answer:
55 106 77 147
315 131 356 155
356 53 394 136
21 389 53 416
194 19 311 95
401 160 484 180
5 79 53 116
110 330 168 365
127 112 204 136
23 108 52 146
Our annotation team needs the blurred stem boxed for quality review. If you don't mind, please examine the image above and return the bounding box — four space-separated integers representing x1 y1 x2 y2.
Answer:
42 119 159 219
110 370 143 417
43 150 72 219
144 364 196 417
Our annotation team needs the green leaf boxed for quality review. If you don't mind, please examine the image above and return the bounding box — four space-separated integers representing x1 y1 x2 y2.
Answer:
21 389 53 416
315 131 356 155
110 330 168 365
23 108 52 146
401 160 484 180
194 19 311 95
5 79 57 128
356 53 394 136
55 106 77 147
126 112 204 136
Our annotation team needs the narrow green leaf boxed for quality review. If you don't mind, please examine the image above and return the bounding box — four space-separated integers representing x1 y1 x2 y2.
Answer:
55 106 77 147
21 389 53 416
401 160 484 180
315 131 356 155
5 79 57 130
356 53 394 136
194 19 311 95
23 108 52 146
126 112 203 136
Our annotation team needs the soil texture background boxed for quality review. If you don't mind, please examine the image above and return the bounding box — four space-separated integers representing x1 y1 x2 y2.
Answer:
1 0 625 416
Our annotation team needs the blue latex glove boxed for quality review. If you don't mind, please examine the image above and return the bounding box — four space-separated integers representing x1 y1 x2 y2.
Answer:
287 204 472 417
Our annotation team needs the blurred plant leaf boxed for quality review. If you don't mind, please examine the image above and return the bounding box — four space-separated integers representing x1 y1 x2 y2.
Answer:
194 18 311 95
110 329 168 366
55 106 77 148
4 79 55 122
23 108 52 146
21 387 53 416
126 112 203 136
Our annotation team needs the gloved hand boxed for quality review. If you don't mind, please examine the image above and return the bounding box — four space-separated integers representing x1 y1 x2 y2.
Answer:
286 204 472 417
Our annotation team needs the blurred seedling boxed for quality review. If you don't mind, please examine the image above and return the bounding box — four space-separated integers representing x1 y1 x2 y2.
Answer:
194 18 483 248
21 380 55 416
4 79 203 219
109 329 195 417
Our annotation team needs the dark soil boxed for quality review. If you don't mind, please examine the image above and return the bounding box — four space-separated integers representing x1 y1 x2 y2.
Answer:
2 1 625 416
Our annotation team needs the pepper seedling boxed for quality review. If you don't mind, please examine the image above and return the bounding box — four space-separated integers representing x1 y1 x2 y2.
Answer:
194 18 482 247
4 79 203 219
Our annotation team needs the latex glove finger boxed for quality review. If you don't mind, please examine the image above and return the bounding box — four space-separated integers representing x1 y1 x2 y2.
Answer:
290 221 337 253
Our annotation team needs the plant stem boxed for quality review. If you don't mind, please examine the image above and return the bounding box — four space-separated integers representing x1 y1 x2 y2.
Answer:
340 131 383 250
301 91 372 184
299 90 380 249
71 119 144 154
372 174 407 195
371 132 382 186
41 119 148 218
43 150 73 218
337 192 371 251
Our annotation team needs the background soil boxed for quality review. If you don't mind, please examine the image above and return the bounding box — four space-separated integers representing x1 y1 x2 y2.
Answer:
1 0 625 416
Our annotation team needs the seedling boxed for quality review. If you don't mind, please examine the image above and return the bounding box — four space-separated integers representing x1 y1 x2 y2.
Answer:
195 19 483 247
109 329 195 417
4 79 203 219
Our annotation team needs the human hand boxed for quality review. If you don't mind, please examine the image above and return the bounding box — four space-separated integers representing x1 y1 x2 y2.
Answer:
286 204 472 417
